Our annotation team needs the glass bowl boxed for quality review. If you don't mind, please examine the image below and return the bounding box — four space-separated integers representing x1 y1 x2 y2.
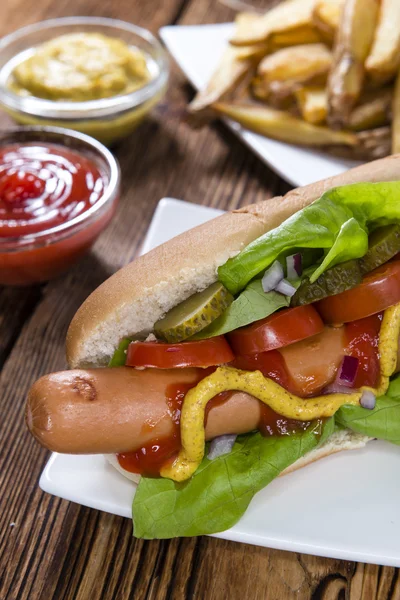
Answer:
0 17 169 145
0 126 120 286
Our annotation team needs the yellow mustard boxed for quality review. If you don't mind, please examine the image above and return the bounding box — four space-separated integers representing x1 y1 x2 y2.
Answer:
9 33 150 102
160 303 400 482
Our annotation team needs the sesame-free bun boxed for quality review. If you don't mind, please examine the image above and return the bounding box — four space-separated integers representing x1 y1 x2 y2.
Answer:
67 154 400 369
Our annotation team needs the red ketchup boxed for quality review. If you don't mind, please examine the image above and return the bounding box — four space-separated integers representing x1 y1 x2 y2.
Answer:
0 143 113 285
118 381 197 477
117 375 234 477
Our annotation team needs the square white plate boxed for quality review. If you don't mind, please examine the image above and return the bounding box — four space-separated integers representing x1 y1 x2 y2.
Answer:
41 198 400 566
159 23 360 187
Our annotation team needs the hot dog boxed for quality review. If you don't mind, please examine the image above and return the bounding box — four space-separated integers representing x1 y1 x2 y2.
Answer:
28 324 367 454
27 367 262 453
26 155 400 539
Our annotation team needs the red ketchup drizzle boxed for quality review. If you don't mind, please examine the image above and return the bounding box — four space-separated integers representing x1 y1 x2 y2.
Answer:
117 371 234 477
345 313 382 389
0 143 105 237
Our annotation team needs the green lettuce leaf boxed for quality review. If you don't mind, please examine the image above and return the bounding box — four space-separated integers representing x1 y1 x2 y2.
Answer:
192 280 291 339
132 418 334 539
219 181 400 295
336 375 400 444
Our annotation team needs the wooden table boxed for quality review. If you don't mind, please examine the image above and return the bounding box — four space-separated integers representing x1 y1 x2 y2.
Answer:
1 1 399 598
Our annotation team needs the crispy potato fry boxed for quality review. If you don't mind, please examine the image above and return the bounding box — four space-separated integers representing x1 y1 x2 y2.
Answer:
189 13 258 113
212 102 357 146
392 71 400 154
313 0 344 43
357 126 391 151
295 86 328 124
252 79 297 110
230 0 317 47
235 44 270 61
328 127 391 160
269 26 322 49
348 88 392 131
232 13 271 61
188 46 251 113
255 44 331 99
365 0 400 85
236 25 322 62
328 0 380 127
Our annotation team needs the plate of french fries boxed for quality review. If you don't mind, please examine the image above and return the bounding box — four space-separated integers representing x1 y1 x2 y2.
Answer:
161 0 400 186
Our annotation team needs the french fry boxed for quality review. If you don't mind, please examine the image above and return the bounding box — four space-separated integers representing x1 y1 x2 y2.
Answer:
237 26 323 62
252 78 297 110
348 88 392 131
327 0 380 128
269 26 322 49
255 44 332 99
235 44 270 61
188 46 251 113
212 102 357 146
357 126 391 153
295 86 328 124
313 0 344 44
365 0 400 85
230 0 317 47
392 71 400 154
327 127 391 160
189 13 258 113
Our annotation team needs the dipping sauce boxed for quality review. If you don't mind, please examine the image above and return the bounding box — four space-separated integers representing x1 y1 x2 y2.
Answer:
0 139 117 286
0 143 106 237
9 33 151 102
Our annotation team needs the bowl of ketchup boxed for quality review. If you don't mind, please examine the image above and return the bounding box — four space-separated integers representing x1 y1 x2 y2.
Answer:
0 126 120 285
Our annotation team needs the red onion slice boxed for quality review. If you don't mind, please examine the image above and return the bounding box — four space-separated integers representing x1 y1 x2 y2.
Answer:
286 253 303 280
275 279 297 297
337 355 359 387
360 390 376 410
323 355 359 394
322 382 356 395
207 434 237 460
262 260 284 292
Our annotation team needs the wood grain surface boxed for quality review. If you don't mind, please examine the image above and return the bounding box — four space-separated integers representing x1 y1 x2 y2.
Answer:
0 1 399 599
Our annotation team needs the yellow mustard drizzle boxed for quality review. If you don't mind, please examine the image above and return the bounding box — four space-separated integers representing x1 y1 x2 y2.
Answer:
160 302 400 482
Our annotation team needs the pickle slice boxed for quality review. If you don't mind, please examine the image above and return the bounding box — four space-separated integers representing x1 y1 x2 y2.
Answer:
155 282 234 343
359 225 400 274
291 260 362 306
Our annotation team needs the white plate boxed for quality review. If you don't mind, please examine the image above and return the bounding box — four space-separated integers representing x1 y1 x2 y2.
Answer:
159 23 360 187
41 198 400 566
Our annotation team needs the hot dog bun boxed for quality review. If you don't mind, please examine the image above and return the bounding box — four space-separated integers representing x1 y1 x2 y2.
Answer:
63 156 400 486
67 154 400 368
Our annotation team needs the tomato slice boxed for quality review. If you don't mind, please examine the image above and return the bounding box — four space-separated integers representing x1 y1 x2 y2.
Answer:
345 313 382 388
227 305 324 356
125 337 234 369
317 260 400 324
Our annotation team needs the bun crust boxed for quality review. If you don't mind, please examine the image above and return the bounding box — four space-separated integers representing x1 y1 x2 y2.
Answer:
67 154 400 368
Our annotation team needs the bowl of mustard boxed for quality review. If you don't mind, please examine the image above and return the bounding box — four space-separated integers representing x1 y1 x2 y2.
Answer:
0 17 169 144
